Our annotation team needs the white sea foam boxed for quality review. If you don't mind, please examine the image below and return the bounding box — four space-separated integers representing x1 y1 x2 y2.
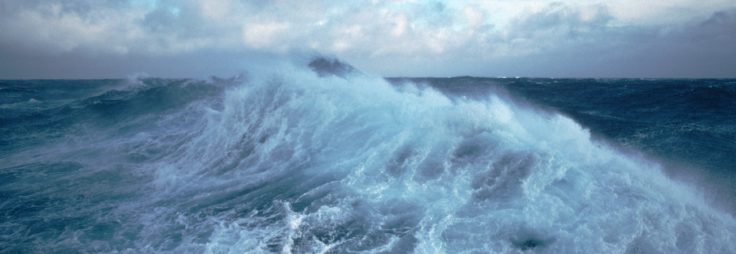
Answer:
131 64 736 253
2 62 732 252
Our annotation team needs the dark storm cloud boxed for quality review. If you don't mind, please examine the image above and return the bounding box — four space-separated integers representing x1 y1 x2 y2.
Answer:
531 8 736 78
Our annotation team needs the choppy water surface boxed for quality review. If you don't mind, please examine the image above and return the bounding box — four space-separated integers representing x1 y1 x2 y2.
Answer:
1 63 735 253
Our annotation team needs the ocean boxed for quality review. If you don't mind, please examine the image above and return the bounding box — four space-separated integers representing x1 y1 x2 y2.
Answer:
1 61 735 253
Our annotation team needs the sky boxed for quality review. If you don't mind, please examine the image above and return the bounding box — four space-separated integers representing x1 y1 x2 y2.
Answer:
0 0 735 78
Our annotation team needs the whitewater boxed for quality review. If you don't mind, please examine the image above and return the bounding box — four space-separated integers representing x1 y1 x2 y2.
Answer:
1 59 734 253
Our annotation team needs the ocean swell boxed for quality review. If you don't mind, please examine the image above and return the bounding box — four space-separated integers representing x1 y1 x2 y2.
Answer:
1 63 734 253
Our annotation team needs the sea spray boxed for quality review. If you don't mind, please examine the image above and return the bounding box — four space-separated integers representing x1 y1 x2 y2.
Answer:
0 61 734 253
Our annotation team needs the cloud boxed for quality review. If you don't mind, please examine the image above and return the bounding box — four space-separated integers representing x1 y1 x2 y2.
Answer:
0 0 734 78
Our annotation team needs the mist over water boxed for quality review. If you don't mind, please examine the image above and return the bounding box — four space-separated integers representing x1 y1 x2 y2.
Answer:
1 61 735 253
403 77 736 211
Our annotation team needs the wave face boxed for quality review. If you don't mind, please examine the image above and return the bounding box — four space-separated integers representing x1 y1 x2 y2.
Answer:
1 67 735 253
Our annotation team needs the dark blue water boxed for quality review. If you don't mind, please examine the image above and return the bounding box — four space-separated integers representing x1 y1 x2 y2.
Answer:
1 65 735 253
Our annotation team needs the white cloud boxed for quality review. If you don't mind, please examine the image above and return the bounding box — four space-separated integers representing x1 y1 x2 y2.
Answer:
0 0 734 77
242 21 290 49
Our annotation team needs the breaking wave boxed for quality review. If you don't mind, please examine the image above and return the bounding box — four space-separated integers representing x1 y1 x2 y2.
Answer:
1 61 734 253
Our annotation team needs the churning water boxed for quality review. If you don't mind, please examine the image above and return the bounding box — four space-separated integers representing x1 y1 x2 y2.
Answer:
1 60 735 253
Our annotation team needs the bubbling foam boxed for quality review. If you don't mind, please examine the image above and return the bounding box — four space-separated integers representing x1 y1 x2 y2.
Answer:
131 65 736 253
